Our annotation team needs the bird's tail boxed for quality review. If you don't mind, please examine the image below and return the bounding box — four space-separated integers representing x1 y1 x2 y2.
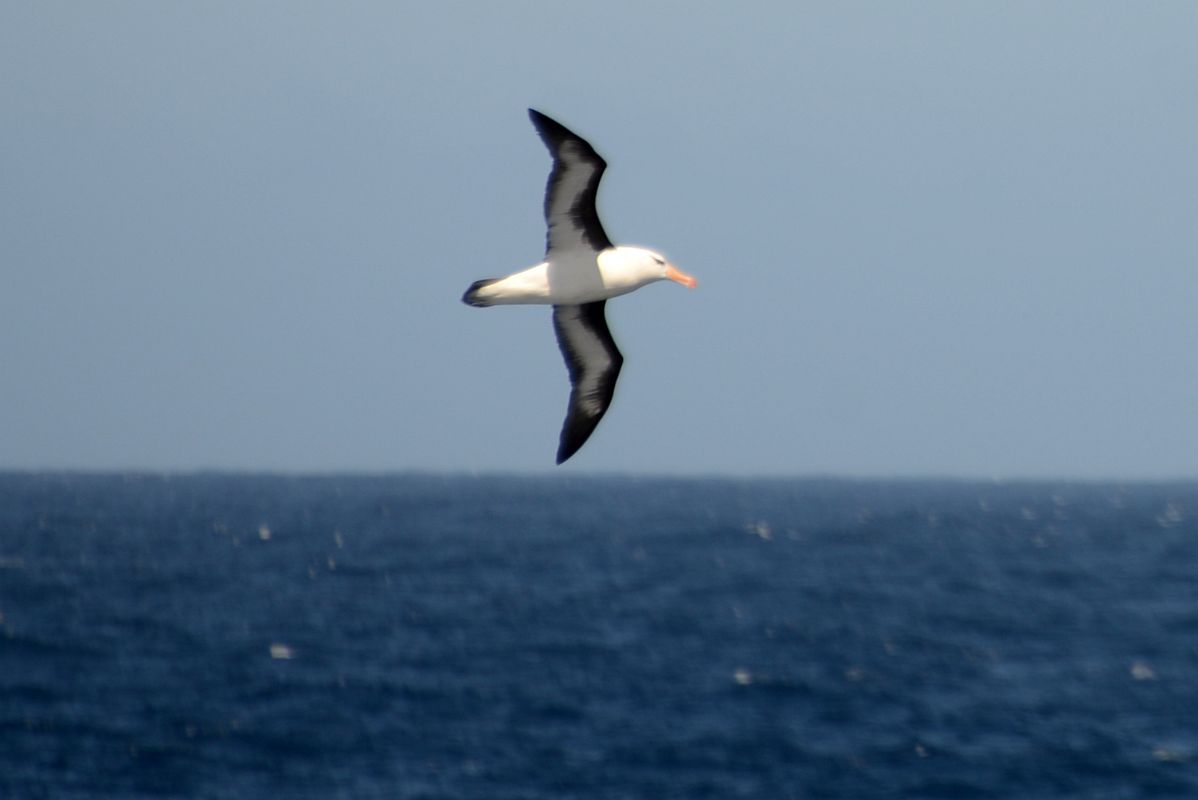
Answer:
461 279 500 307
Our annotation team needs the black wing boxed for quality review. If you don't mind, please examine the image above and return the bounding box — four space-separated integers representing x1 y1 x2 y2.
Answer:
529 109 614 255
551 302 623 464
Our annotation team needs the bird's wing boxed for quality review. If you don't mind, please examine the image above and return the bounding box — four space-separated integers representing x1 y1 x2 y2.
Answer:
551 301 623 463
529 109 613 256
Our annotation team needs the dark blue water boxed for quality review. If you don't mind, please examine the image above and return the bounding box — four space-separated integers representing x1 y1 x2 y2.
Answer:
2 473 1197 798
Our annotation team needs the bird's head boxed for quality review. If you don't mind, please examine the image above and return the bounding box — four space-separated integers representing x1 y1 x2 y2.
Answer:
603 246 697 291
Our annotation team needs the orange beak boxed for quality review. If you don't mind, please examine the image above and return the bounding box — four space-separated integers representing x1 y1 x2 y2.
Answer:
665 264 698 289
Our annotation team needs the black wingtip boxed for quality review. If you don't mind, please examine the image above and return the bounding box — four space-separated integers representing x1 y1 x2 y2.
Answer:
555 405 604 465
527 109 575 145
555 440 579 465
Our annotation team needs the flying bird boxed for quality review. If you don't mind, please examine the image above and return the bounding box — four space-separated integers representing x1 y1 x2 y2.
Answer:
462 109 697 464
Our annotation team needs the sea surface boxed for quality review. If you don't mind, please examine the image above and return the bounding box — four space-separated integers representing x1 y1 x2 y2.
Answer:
1 473 1197 799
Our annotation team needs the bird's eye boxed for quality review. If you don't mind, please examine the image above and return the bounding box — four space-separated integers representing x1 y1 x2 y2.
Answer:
653 256 665 265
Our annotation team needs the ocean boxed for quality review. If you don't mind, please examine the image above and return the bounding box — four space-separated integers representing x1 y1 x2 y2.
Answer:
1 473 1196 799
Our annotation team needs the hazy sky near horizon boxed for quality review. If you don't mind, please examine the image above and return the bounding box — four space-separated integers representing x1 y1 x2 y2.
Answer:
3 2 1197 477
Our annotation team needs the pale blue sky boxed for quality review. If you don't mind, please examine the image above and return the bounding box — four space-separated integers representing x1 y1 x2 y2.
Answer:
3 2 1197 477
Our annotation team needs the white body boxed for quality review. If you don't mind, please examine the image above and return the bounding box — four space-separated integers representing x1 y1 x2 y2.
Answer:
471 246 683 306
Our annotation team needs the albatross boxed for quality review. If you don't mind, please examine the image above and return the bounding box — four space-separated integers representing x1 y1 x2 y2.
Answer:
462 109 697 464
